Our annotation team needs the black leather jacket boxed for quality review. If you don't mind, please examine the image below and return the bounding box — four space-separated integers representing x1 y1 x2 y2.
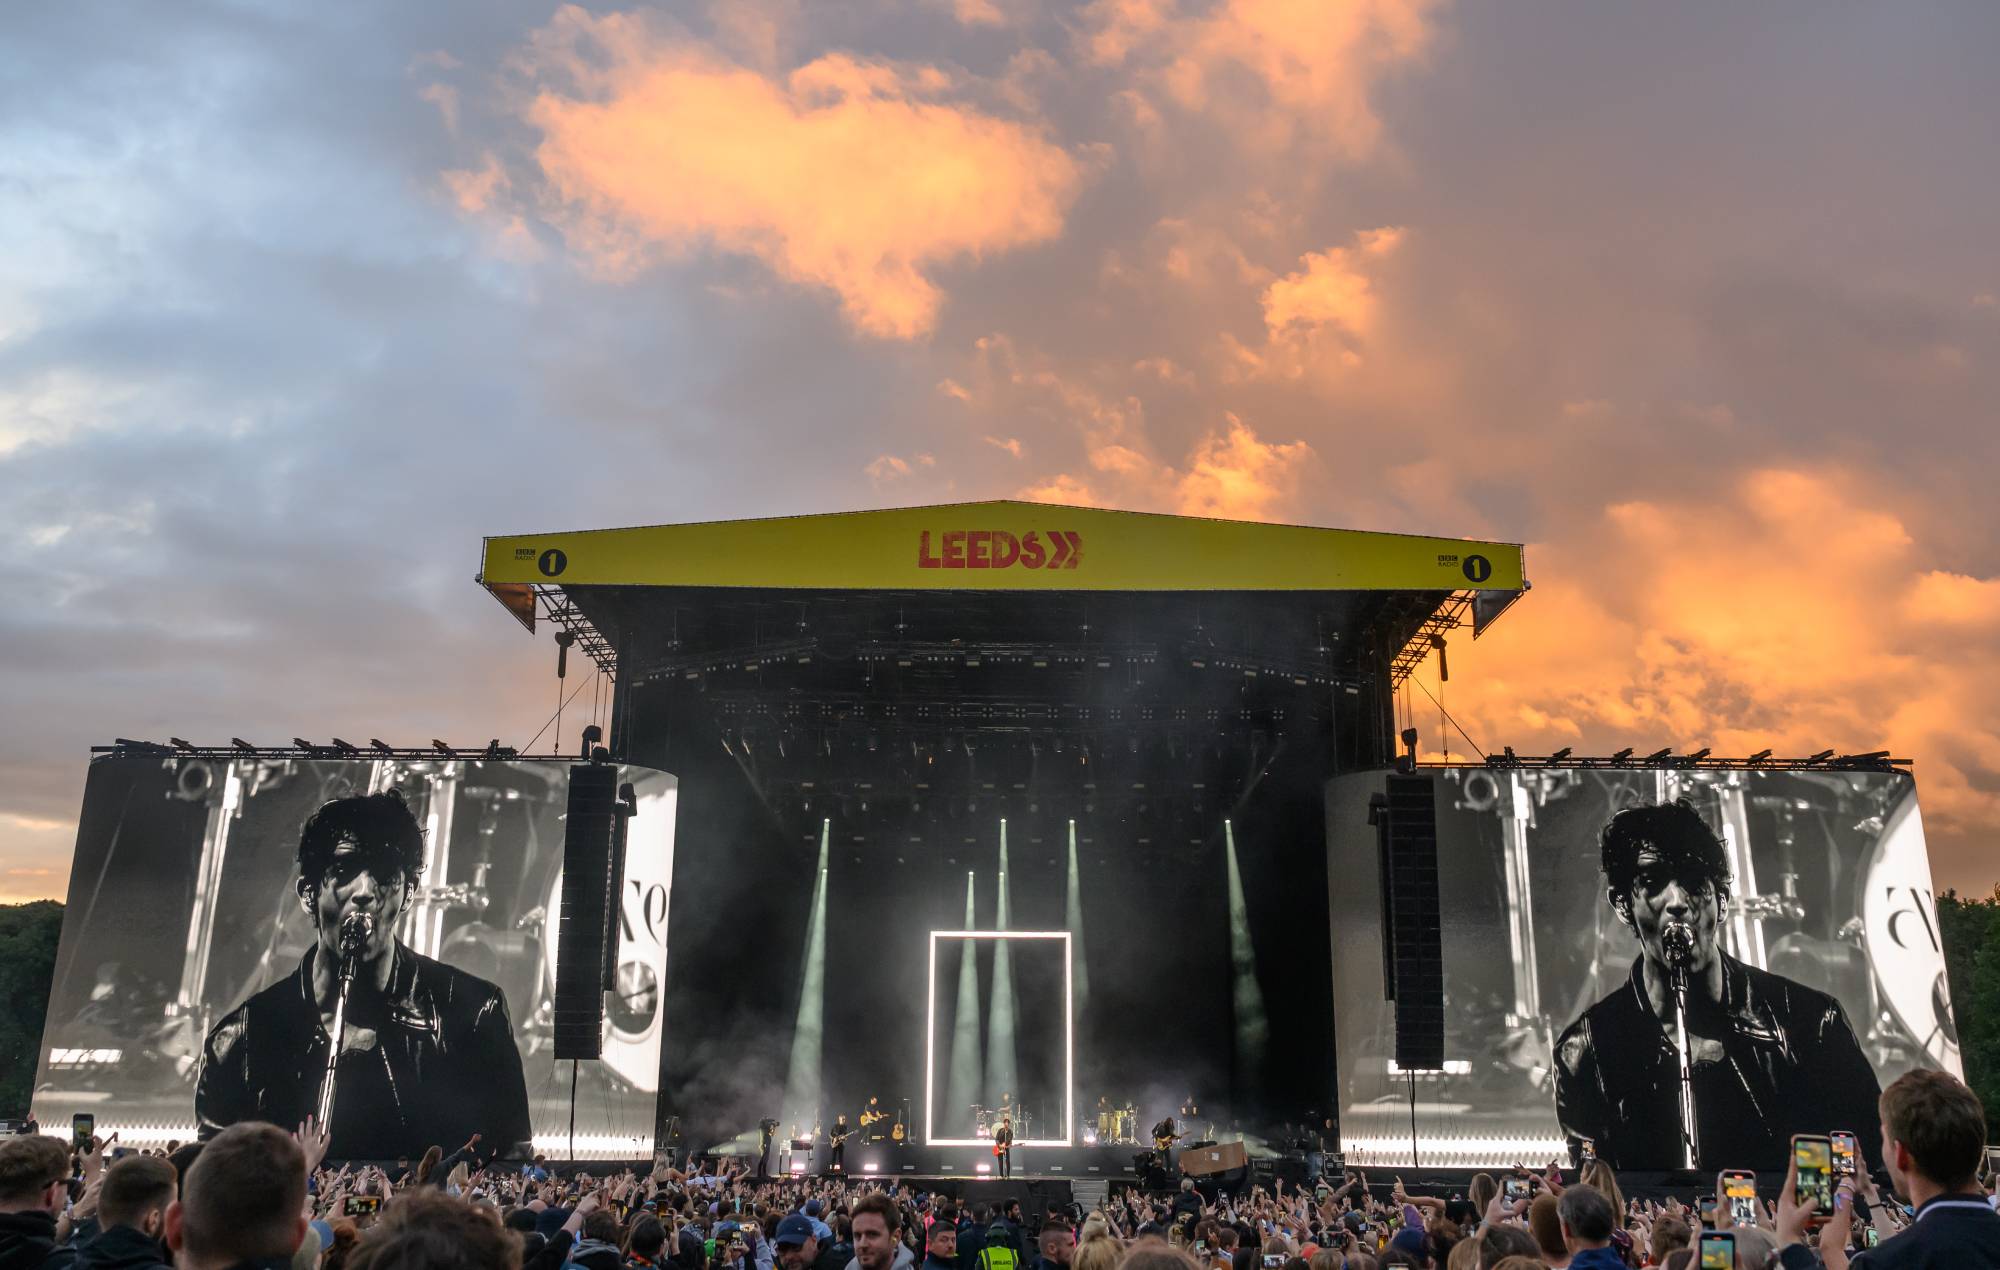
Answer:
195 942 531 1159
1554 953 1882 1170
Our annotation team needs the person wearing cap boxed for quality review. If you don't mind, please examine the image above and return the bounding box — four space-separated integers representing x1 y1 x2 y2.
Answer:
775 1213 845 1270
1383 1228 1431 1268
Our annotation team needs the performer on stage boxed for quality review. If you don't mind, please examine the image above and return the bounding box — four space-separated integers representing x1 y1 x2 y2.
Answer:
827 1114 852 1173
758 1118 779 1181
1554 799 1881 1170
1152 1116 1182 1174
992 1115 1014 1178
194 792 531 1159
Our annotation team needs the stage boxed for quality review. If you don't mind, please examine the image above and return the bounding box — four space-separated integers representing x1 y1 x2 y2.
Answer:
762 1141 1148 1181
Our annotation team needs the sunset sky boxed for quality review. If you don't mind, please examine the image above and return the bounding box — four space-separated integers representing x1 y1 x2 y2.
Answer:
4 1 1998 903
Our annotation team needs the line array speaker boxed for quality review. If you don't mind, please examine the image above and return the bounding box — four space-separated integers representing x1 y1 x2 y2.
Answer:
554 763 619 1059
1381 772 1444 1071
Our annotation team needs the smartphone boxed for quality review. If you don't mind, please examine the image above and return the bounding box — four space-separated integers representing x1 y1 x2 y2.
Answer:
1793 1135 1833 1215
1864 1228 1880 1249
71 1114 94 1151
1578 1138 1596 1166
1830 1131 1859 1179
1502 1177 1529 1202
345 1195 383 1216
1262 1257 1284 1268
1194 1244 1208 1256
1721 1171 1757 1227
1697 1232 1734 1270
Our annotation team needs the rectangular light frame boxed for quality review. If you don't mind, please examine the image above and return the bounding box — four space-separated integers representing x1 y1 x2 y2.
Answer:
924 929 1073 1148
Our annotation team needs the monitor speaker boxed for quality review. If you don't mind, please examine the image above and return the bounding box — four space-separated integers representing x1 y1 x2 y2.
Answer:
554 763 619 1059
1380 772 1444 1071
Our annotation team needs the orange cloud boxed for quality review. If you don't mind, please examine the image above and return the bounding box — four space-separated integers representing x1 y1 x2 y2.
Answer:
1444 467 2000 889
505 6 1083 338
1228 227 1404 378
1084 0 1443 153
1173 414 1314 519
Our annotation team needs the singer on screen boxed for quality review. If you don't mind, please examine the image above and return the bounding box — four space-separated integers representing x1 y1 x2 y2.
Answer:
194 792 532 1159
1552 800 1881 1171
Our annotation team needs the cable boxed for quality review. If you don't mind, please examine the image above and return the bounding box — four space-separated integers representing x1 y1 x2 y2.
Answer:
524 676 597 753
1410 676 1486 761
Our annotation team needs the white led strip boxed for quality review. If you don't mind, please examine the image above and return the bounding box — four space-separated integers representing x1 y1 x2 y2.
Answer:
925 930 1072 1148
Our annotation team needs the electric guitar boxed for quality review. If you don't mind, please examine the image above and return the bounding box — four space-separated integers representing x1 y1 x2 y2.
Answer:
1154 1130 1186 1152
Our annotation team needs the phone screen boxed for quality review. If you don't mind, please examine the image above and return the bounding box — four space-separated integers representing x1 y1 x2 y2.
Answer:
1503 1177 1529 1202
1578 1138 1596 1165
1722 1171 1758 1226
1830 1131 1859 1179
345 1195 382 1217
1794 1136 1833 1213
71 1114 94 1150
1261 1257 1283 1268
1865 1228 1880 1249
1698 1232 1734 1270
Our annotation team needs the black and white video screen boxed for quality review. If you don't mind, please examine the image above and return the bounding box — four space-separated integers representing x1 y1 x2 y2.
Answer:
1328 767 1959 1170
32 755 675 1160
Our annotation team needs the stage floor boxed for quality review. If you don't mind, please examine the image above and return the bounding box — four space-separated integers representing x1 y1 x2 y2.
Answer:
768 1141 1145 1181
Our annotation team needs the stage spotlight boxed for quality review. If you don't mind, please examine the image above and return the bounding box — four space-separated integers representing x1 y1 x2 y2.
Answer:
1546 748 1571 765
1747 749 1773 763
1610 748 1634 763
170 737 194 751
293 738 317 754
1808 749 1835 762
1644 748 1673 763
1685 748 1711 763
781 820 831 1130
231 738 255 753
331 738 359 756
432 739 453 755
370 739 393 755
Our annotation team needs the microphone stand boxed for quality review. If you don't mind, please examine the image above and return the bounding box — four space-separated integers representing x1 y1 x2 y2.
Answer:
1668 959 1699 1170
315 946 362 1131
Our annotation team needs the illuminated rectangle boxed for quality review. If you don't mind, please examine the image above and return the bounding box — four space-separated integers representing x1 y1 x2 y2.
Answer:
925 930 1072 1148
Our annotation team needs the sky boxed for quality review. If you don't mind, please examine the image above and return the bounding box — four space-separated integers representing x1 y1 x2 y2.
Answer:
4 0 1999 904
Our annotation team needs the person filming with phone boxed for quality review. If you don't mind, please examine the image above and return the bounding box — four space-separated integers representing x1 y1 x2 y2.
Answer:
1779 1069 2000 1269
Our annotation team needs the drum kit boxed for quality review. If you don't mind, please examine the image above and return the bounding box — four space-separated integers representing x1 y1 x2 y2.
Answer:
970 1102 1033 1139
1091 1104 1139 1145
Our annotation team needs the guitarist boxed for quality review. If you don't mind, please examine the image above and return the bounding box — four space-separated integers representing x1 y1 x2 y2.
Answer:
828 1114 853 1174
992 1115 1014 1178
1152 1116 1184 1173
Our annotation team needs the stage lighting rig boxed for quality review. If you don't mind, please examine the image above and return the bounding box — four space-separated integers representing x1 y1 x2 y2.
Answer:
1809 750 1835 762
292 738 317 755
1546 747 1572 765
432 739 453 756
370 739 393 755
1610 748 1634 764
1644 747 1673 763
170 738 194 751
331 738 359 756
1684 747 1711 764
231 738 255 753
1747 749 1773 763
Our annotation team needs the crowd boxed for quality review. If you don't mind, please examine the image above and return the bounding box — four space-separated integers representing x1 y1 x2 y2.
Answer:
3 1070 1995 1270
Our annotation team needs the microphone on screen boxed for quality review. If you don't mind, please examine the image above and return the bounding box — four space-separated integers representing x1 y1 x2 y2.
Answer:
338 911 376 962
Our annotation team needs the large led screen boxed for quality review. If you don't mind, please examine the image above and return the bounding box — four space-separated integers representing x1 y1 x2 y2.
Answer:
31 755 675 1160
1329 766 1958 1170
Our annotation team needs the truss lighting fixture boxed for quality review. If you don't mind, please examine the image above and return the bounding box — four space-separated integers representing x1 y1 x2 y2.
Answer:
924 930 1072 1148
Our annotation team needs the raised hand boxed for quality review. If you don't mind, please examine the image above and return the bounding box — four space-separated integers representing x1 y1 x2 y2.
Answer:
295 1116 332 1176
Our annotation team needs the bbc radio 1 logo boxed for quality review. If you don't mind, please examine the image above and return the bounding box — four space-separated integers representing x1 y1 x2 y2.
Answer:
513 546 568 577
1436 552 1493 583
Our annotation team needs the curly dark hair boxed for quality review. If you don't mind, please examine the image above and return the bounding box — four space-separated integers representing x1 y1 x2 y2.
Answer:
1599 799 1731 901
297 791 426 895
